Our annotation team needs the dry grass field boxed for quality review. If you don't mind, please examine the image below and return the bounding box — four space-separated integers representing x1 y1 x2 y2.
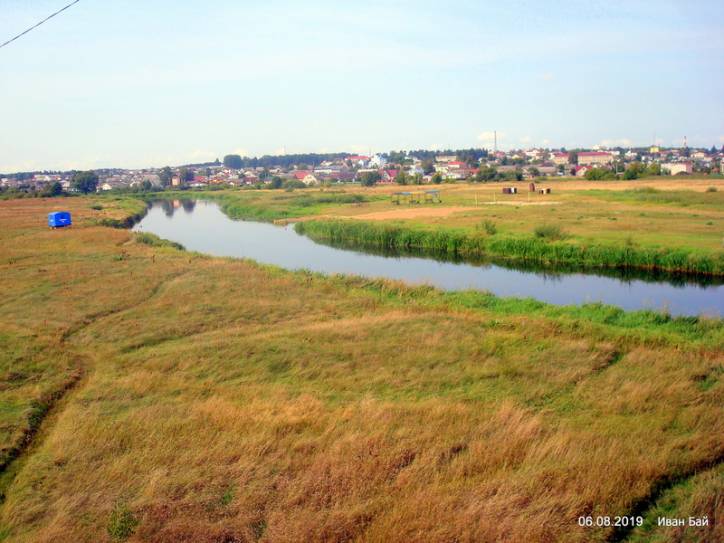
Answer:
0 194 721 542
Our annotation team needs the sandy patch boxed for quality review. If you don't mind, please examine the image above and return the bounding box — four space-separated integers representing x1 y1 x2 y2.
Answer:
482 201 562 206
341 206 478 221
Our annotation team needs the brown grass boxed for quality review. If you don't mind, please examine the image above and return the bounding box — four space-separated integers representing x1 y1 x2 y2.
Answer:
0 197 721 542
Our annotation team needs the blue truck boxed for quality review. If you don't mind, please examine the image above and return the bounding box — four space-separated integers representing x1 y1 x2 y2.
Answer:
48 211 72 229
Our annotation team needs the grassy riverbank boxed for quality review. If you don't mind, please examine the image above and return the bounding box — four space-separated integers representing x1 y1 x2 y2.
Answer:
130 178 724 276
296 219 724 275
0 196 721 542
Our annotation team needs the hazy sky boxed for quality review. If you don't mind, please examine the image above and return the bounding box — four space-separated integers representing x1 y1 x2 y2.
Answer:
1 0 723 172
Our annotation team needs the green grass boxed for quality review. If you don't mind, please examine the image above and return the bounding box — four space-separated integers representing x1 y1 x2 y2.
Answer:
0 196 720 542
587 187 724 208
134 232 185 251
296 219 724 275
141 189 377 222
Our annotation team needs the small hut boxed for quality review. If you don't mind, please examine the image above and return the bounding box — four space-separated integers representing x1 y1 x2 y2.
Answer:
424 190 441 203
48 211 72 229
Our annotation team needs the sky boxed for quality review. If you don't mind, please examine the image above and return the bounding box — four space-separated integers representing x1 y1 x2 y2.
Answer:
1 0 723 172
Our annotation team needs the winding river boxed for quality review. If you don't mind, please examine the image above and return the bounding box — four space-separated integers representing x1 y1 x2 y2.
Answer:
133 200 724 317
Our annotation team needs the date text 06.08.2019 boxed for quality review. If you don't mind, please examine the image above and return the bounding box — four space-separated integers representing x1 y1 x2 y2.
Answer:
577 516 643 528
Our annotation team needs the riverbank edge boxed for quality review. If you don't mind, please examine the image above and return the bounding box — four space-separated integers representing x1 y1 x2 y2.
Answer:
112 196 723 346
125 190 724 277
295 218 724 277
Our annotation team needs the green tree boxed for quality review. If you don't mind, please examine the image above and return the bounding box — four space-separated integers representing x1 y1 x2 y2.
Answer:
71 171 99 194
270 176 283 189
475 166 498 182
646 163 661 176
395 171 409 185
223 155 243 169
141 179 153 191
622 167 638 180
359 171 381 187
431 172 443 184
528 167 540 178
42 181 63 197
159 166 173 187
421 160 435 175
585 168 615 181
569 151 579 165
179 168 194 183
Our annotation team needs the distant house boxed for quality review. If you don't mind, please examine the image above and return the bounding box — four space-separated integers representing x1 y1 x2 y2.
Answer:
574 165 591 177
369 154 387 168
100 182 113 191
435 155 457 163
347 155 370 166
381 169 400 183
292 170 311 181
662 162 692 176
530 166 558 177
578 152 614 166
551 152 569 166
291 170 319 185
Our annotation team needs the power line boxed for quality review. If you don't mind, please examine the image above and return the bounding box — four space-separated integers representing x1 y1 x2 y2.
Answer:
0 0 81 50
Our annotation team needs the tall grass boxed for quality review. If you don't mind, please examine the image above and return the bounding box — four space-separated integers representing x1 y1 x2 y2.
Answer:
296 220 724 275
0 197 721 542
588 187 724 207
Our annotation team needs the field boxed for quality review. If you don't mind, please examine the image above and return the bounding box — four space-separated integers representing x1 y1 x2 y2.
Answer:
0 187 722 542
154 179 724 276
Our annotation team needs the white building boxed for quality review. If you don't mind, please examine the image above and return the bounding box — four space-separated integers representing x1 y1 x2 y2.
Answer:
662 162 692 176
369 154 388 168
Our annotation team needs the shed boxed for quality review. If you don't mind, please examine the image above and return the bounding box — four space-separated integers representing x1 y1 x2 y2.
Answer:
48 211 72 228
424 190 441 203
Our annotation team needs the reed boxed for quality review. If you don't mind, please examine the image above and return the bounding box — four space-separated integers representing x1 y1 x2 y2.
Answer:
296 219 724 276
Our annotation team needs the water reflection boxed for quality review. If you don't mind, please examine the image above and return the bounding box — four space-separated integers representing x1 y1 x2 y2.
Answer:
133 200 724 317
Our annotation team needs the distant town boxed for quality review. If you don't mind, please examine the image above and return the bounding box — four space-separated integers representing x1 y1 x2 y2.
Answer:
2 144 723 195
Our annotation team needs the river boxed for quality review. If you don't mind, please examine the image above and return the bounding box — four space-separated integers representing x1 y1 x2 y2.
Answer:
132 200 724 317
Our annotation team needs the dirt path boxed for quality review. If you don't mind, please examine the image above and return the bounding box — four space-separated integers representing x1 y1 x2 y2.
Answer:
340 206 478 220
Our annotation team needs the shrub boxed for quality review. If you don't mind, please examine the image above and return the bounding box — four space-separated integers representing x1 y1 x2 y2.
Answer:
107 504 138 541
478 220 497 235
534 224 566 241
706 186 717 192
134 232 185 251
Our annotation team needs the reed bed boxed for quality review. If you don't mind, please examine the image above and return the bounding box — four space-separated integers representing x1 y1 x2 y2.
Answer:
296 219 724 276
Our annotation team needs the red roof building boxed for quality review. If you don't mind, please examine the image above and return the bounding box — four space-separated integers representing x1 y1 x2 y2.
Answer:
293 170 311 180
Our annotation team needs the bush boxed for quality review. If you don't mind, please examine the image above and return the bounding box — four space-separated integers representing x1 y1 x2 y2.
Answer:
283 180 306 190
135 232 185 251
706 186 717 192
107 504 138 541
477 220 497 235
534 224 566 241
